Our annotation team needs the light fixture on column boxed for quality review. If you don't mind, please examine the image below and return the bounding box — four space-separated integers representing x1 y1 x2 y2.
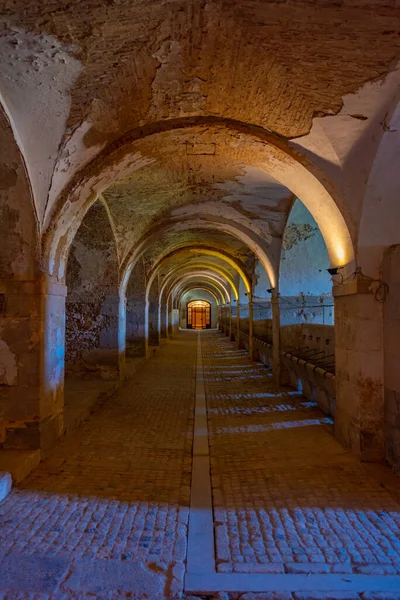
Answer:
327 265 344 284
267 287 275 294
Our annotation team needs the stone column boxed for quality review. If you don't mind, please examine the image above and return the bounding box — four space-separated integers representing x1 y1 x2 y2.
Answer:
165 304 170 338
118 292 127 380
160 302 167 340
229 304 233 340
0 277 66 455
168 304 173 337
271 291 281 388
248 295 254 360
147 300 160 351
126 261 147 358
236 301 241 348
171 303 180 334
334 277 384 461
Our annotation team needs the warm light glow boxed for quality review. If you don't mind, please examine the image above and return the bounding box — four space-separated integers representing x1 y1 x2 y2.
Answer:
153 247 250 295
336 244 345 263
188 300 210 308
170 272 231 303
172 262 239 300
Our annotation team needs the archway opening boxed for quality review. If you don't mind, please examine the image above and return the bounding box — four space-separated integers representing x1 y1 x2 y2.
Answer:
186 300 211 330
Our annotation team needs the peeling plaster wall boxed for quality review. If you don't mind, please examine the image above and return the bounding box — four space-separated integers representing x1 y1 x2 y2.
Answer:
254 261 271 300
279 199 333 327
3 0 400 220
280 199 331 298
65 201 120 378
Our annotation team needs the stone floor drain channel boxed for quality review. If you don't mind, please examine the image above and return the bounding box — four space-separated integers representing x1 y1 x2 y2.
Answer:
186 332 215 577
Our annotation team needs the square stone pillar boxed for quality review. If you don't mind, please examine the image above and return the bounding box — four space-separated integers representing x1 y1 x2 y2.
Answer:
126 299 146 357
334 277 384 461
126 261 147 357
236 302 240 347
147 300 160 347
160 303 167 339
248 298 254 360
168 308 173 337
271 292 281 389
172 308 180 333
0 277 66 455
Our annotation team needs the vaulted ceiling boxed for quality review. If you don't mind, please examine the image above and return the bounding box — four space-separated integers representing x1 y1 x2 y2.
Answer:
1 0 400 292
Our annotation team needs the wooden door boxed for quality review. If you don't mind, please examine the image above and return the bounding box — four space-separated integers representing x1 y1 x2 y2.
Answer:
194 308 205 328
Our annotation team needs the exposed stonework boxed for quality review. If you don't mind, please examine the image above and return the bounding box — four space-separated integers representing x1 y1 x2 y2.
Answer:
65 201 121 379
1 3 400 596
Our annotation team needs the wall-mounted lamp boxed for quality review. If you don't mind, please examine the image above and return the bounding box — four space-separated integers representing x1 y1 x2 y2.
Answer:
327 266 342 276
267 287 275 293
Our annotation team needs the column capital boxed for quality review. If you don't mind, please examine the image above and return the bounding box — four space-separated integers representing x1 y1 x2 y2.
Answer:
333 275 376 298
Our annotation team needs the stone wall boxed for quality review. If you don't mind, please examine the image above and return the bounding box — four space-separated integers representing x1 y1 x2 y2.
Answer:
280 323 334 357
383 244 400 472
65 201 120 379
126 260 147 357
280 296 334 326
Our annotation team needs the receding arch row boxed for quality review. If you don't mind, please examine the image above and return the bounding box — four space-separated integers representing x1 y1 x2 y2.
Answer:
146 246 250 297
176 285 220 306
156 262 239 303
168 274 231 307
167 271 233 305
44 116 355 285
121 217 274 292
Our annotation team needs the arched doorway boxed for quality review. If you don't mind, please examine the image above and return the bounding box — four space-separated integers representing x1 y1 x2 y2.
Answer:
187 300 211 330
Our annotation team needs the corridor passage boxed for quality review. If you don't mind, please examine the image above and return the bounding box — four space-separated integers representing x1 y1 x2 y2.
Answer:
1 331 400 599
0 334 196 599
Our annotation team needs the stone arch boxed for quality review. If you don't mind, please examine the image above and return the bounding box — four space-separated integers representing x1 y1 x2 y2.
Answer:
176 285 220 306
44 117 355 284
158 264 238 311
167 270 232 301
121 218 273 292
161 272 229 341
169 273 231 305
145 265 233 349
146 247 248 301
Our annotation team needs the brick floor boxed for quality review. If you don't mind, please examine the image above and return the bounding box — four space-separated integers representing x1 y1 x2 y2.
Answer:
1 330 400 599
0 333 196 599
202 332 400 577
